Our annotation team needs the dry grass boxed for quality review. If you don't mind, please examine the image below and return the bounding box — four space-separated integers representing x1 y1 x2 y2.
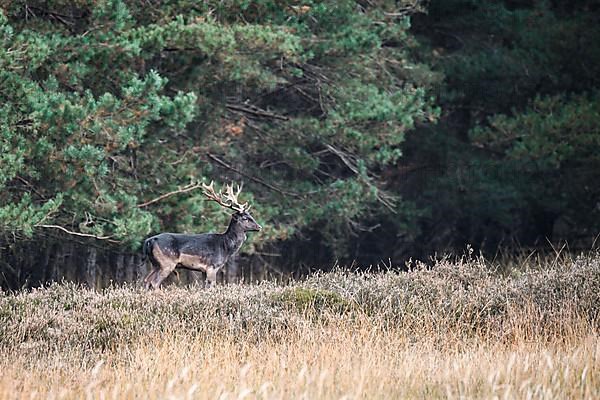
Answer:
0 254 598 399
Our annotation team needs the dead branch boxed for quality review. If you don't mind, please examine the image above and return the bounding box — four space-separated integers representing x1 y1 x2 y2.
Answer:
324 144 397 213
225 103 289 121
206 153 303 198
36 224 120 243
137 182 203 208
15 176 46 200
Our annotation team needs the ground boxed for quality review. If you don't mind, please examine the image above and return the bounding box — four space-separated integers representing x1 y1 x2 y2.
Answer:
0 254 598 399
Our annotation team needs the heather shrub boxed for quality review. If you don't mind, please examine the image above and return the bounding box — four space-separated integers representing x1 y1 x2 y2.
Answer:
0 254 597 354
274 287 354 314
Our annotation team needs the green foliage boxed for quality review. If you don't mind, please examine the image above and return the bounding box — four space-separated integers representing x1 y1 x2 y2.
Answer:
0 194 63 237
400 0 600 251
421 0 600 113
472 94 600 169
3 0 598 266
0 0 436 256
471 93 600 233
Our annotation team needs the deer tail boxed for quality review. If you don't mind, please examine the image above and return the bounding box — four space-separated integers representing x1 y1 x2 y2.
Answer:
139 237 155 267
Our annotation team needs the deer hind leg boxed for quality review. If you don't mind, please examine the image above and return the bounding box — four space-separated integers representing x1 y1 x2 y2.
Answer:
143 253 164 290
142 253 160 289
145 244 178 289
150 262 177 289
143 268 159 290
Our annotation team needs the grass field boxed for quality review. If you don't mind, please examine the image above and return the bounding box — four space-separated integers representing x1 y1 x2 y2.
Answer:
0 253 598 399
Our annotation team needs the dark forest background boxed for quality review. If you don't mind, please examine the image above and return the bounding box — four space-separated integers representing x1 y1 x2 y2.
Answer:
1 0 599 289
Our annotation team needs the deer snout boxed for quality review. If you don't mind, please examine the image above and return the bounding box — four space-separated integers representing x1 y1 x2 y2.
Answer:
249 221 261 231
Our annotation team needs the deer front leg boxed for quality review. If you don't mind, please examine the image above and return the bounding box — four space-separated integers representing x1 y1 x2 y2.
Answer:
205 267 220 288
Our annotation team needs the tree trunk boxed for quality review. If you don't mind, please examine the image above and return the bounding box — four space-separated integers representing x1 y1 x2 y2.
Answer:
125 254 135 284
115 253 125 284
86 247 97 289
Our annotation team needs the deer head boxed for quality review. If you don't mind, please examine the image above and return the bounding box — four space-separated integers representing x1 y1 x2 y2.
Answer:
202 181 261 232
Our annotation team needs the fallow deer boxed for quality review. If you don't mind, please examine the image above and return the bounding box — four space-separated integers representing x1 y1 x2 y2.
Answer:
142 181 261 289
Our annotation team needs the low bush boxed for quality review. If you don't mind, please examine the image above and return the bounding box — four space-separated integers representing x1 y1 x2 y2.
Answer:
0 253 598 353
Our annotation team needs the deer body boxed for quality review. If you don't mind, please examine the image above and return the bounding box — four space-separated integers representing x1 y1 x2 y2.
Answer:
142 182 261 289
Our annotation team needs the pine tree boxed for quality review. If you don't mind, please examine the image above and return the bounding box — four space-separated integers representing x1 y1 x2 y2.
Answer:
1 1 437 257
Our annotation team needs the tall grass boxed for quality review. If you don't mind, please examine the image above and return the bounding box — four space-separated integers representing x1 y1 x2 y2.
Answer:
0 254 598 399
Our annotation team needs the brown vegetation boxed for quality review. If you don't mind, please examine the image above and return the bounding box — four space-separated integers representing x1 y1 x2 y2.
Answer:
0 254 598 399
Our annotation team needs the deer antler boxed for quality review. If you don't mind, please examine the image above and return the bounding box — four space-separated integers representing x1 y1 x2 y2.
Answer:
202 181 250 212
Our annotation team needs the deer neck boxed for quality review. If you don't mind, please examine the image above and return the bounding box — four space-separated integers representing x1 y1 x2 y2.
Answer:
223 219 246 254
